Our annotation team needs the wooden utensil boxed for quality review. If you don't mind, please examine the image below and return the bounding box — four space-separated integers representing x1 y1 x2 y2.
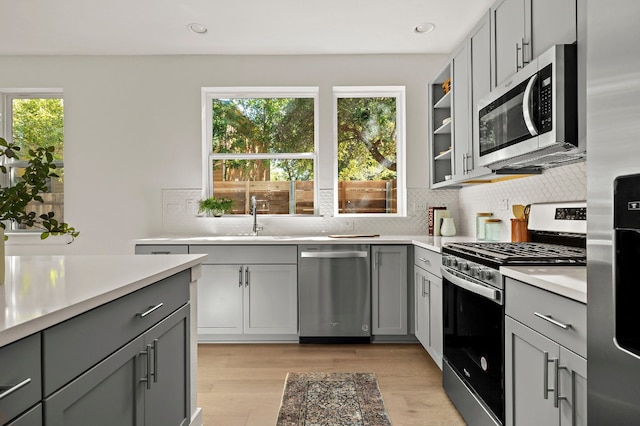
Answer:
512 204 525 220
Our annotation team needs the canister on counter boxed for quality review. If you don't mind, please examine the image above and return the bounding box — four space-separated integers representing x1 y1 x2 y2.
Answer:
476 213 493 240
484 219 502 241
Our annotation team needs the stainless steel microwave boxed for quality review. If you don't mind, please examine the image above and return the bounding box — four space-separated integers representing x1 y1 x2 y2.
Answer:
476 44 583 171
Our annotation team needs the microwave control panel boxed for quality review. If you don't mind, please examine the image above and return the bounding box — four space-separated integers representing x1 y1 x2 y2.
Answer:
539 63 553 134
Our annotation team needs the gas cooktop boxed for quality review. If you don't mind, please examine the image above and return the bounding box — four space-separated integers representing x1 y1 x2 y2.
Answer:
443 241 586 266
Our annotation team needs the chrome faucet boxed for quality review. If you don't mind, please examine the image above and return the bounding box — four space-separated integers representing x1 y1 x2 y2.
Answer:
250 195 263 235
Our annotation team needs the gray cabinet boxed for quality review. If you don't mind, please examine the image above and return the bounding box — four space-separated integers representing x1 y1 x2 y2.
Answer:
371 246 408 335
413 246 443 368
44 304 190 426
0 334 41 426
451 43 470 182
192 245 298 340
6 405 41 426
429 64 454 188
505 278 586 426
491 0 577 87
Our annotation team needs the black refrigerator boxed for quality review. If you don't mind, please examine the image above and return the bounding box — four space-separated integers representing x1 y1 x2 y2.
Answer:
587 0 640 422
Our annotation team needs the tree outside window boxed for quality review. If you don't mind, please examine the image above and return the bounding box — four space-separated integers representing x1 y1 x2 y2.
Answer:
203 88 318 215
3 93 65 230
334 87 406 216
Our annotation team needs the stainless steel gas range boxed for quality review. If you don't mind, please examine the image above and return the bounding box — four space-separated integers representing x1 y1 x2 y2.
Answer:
440 201 587 426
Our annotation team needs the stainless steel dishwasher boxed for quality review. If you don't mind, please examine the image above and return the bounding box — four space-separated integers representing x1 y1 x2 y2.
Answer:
298 244 371 343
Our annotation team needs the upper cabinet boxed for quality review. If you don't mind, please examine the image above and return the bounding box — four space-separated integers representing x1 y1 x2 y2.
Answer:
491 0 577 87
429 64 453 188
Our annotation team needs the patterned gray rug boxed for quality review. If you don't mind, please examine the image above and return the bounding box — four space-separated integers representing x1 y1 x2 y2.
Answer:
276 372 392 426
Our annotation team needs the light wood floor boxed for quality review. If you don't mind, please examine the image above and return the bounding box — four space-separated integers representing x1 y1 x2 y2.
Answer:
197 343 465 425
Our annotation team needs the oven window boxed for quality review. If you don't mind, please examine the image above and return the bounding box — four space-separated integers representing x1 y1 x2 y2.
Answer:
443 278 505 422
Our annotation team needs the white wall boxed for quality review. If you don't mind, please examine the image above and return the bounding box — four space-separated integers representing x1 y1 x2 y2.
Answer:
0 54 462 254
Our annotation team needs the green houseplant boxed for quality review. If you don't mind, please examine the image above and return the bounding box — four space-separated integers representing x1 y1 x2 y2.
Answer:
0 136 79 241
198 197 233 217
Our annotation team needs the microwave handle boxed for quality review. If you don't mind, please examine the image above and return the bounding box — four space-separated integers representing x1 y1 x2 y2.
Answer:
522 73 539 137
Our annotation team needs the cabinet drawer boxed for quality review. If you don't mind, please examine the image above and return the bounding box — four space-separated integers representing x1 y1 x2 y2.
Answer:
414 246 441 277
506 277 586 358
135 245 189 255
0 334 41 425
42 269 190 396
190 245 297 264
6 403 41 426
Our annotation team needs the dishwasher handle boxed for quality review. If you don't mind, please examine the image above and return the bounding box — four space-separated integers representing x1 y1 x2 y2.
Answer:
300 251 368 259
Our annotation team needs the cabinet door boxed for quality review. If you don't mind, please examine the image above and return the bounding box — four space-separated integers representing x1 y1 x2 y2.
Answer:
372 246 408 335
427 274 443 368
414 267 429 349
505 317 559 426
44 335 145 426
531 0 576 59
469 11 493 178
197 265 243 335
6 404 41 426
492 0 527 87
243 264 298 334
144 305 190 426
452 43 471 181
559 347 587 426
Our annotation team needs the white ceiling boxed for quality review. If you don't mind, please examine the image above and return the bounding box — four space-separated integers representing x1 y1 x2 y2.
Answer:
0 0 494 56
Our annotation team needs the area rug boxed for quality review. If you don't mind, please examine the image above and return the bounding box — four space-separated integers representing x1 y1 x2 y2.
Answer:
276 372 392 426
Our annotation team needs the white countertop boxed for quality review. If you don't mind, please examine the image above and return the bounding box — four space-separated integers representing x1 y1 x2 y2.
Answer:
0 254 206 347
134 234 478 253
501 265 587 303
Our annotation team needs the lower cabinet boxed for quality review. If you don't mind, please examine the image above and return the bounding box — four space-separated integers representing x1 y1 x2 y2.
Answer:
371 246 408 336
505 317 587 426
197 264 298 337
505 277 587 426
6 405 42 426
44 304 190 426
414 265 443 368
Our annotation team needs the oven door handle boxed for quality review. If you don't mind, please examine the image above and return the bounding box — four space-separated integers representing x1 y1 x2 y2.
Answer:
441 268 502 304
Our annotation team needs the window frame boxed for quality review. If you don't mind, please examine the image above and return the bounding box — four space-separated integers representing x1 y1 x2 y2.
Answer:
1 89 65 233
332 86 407 217
201 86 320 216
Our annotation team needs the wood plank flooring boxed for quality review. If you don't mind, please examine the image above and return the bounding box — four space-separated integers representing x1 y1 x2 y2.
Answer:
197 343 465 425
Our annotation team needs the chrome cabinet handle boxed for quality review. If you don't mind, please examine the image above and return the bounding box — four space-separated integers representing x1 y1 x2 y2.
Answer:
555 363 568 409
238 266 243 287
535 312 571 330
543 351 556 400
138 303 164 318
418 257 430 264
516 42 521 70
0 378 31 400
570 370 577 425
245 266 250 286
150 251 170 255
152 339 159 383
521 38 530 66
140 344 152 390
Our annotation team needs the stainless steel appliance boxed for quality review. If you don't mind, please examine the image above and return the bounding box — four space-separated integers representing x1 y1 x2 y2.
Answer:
587 1 640 420
441 202 586 426
477 44 583 171
298 244 371 343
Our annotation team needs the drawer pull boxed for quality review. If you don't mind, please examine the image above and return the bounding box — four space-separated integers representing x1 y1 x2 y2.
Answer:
140 344 152 390
152 339 159 383
138 303 164 318
150 251 171 255
418 257 431 264
535 312 571 330
0 378 31 400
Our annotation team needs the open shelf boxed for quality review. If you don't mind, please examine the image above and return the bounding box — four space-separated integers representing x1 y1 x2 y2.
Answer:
434 148 452 161
434 121 452 135
434 91 451 109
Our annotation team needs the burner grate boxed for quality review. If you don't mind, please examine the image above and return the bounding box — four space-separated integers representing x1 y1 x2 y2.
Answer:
446 242 586 265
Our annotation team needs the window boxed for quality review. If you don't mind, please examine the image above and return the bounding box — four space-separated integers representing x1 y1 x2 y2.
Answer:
202 87 318 215
334 87 406 216
2 91 65 231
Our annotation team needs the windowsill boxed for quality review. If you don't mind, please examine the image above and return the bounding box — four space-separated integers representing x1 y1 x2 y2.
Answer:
5 232 73 245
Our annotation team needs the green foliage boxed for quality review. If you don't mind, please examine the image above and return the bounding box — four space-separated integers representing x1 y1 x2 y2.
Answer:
198 197 233 214
0 136 78 242
337 97 397 181
12 98 64 161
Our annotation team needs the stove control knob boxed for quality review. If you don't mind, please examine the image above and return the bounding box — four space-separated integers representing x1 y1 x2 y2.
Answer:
470 266 481 277
458 262 470 272
479 269 494 281
446 257 458 268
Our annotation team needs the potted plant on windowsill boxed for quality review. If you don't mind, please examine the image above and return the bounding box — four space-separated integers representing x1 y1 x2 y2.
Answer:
198 197 233 217
0 136 79 257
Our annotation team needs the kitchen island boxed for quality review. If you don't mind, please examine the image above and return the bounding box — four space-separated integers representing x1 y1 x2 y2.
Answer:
0 254 206 426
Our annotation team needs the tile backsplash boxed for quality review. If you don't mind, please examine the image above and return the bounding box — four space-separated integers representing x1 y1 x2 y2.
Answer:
458 161 587 241
159 162 586 239
161 187 460 237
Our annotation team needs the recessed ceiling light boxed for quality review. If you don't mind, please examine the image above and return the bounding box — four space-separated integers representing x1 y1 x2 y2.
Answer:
188 23 208 34
414 22 436 34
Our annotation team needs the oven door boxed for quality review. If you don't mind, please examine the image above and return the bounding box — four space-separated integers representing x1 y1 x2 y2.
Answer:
442 267 505 423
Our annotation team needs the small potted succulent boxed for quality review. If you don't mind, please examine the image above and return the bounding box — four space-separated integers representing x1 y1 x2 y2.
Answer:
198 197 233 217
